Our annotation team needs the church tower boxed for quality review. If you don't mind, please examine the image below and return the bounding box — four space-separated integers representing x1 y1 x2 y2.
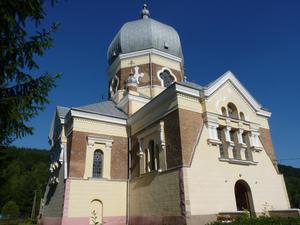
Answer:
107 4 184 114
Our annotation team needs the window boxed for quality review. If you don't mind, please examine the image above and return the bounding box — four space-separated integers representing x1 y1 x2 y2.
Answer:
242 132 247 144
219 144 225 158
148 140 156 171
240 112 245 121
93 150 103 178
227 103 238 119
230 130 235 142
159 70 175 87
221 107 227 116
232 146 238 159
217 128 223 140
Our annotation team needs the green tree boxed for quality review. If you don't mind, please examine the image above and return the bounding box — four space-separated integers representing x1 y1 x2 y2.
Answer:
1 200 20 219
0 0 60 145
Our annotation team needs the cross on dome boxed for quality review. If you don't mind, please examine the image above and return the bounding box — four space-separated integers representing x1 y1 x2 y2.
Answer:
141 2 150 19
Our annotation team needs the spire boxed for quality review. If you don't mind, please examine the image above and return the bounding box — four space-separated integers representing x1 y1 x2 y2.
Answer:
141 2 150 19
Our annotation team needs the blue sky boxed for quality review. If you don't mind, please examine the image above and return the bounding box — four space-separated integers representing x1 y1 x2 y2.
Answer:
14 0 300 168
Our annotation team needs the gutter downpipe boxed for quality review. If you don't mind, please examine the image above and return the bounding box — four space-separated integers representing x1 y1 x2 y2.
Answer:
149 52 153 98
126 126 131 225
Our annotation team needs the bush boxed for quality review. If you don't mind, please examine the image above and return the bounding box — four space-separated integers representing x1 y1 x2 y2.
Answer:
207 216 300 225
1 200 19 219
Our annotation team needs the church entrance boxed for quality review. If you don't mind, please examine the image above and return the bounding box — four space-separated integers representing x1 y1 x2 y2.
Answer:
234 180 255 216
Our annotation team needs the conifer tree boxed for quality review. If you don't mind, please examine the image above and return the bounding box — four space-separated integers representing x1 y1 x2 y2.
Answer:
0 0 60 145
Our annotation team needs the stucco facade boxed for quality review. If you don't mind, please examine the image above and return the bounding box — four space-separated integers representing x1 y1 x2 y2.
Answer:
40 4 291 225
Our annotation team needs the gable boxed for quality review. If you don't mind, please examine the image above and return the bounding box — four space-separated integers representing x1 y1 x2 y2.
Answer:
204 71 271 118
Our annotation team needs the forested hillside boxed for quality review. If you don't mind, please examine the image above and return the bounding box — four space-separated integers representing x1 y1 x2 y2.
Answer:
0 146 299 220
0 146 49 218
278 164 300 208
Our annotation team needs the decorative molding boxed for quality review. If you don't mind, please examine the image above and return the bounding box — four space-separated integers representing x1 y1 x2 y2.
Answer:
204 71 271 118
219 157 258 165
87 136 114 151
117 93 150 111
107 48 183 79
70 109 127 125
175 83 201 97
157 67 177 87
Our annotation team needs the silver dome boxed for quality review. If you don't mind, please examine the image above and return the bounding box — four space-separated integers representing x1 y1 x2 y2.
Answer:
107 17 183 65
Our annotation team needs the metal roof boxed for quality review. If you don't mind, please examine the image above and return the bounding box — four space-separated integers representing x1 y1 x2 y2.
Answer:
107 17 183 65
56 106 69 119
178 81 203 90
74 101 127 119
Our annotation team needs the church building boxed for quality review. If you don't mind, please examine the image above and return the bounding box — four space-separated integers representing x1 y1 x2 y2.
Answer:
40 4 291 225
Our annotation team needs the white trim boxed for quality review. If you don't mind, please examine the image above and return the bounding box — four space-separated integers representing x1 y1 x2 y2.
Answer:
204 71 271 117
87 136 114 150
107 48 183 79
120 49 182 63
70 109 127 125
117 93 150 110
219 157 258 165
175 83 201 97
157 67 177 87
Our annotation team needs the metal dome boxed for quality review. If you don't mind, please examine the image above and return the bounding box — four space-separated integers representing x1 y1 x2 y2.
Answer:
107 5 183 65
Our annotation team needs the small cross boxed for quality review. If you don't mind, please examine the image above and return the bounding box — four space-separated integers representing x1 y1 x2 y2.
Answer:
128 60 135 67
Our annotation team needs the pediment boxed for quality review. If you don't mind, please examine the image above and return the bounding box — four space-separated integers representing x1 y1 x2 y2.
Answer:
204 71 271 117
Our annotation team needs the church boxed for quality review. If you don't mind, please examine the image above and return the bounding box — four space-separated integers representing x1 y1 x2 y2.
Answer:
40 4 291 225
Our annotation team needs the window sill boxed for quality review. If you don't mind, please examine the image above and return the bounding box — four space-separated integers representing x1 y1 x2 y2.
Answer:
226 141 235 147
251 146 263 152
239 143 247 148
219 157 258 165
207 138 222 146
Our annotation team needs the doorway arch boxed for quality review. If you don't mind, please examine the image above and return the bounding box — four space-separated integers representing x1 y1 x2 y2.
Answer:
234 180 255 216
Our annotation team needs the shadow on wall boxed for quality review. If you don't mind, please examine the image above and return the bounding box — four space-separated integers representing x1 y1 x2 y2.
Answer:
45 164 61 205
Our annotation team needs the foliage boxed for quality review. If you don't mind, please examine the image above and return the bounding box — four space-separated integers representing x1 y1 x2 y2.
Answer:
207 217 300 225
1 201 19 219
0 146 49 218
0 0 60 145
278 164 300 208
90 210 99 225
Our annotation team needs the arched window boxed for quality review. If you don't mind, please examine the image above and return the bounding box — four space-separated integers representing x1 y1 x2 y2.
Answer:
93 150 103 178
227 103 238 119
221 107 227 116
240 112 245 121
159 70 175 87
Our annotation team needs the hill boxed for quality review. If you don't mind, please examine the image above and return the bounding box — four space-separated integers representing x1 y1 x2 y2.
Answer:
0 146 49 218
278 164 300 208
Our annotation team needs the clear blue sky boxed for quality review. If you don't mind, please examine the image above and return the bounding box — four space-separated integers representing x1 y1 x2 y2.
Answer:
14 0 300 168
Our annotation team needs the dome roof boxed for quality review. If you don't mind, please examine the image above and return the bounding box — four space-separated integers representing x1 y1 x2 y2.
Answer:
107 5 183 65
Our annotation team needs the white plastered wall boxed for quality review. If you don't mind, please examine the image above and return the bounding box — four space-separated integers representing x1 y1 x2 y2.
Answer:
184 127 290 216
183 79 290 216
205 81 269 129
67 179 127 218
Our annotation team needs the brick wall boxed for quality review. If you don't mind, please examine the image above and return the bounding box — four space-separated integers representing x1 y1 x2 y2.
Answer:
68 131 128 179
259 128 279 172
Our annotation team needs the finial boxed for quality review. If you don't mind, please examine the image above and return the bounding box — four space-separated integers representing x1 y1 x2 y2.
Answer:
141 2 150 19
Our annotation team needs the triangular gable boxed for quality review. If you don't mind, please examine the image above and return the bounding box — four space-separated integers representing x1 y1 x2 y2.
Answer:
48 106 69 146
204 71 271 117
